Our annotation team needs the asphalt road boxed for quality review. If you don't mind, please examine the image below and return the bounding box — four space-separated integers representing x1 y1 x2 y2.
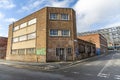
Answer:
0 51 120 80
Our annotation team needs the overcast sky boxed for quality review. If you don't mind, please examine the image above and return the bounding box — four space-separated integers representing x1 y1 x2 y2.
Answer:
0 0 120 37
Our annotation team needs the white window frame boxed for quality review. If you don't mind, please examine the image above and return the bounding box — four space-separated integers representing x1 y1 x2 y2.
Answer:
61 30 70 36
50 29 58 36
61 14 69 20
50 13 58 20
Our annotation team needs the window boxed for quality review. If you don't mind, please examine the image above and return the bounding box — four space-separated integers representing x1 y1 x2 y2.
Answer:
20 22 27 28
67 48 72 54
56 48 64 56
87 46 91 53
26 48 35 54
50 29 58 36
14 26 19 31
28 18 36 25
56 48 60 56
18 49 25 54
50 13 58 20
61 14 69 20
28 33 36 40
13 37 18 42
62 30 70 36
79 44 85 53
12 50 17 54
19 35 27 41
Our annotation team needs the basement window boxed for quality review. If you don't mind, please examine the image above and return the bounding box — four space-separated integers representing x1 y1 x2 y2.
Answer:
18 49 25 55
26 48 35 54
12 50 17 54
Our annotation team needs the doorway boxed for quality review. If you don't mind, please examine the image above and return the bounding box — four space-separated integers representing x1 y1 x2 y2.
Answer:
56 48 65 61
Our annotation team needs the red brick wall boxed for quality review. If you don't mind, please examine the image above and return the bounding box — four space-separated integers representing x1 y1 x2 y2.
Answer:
0 37 7 59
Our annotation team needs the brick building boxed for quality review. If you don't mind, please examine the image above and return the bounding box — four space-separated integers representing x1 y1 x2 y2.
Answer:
78 34 108 55
75 39 96 60
6 7 77 62
0 37 7 59
6 7 96 62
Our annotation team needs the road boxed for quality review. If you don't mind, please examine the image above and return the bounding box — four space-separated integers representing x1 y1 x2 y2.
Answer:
0 51 120 80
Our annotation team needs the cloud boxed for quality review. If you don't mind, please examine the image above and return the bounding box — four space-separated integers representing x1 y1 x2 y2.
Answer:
0 12 4 19
18 0 76 13
5 18 17 23
48 0 75 7
0 0 15 9
73 0 120 32
18 0 46 13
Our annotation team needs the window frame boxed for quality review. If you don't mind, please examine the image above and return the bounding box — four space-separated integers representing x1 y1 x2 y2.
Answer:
50 29 58 36
14 26 19 31
19 35 27 41
28 18 36 25
20 22 27 29
61 14 69 20
61 30 70 36
49 13 58 20
18 49 25 55
13 37 19 43
27 32 36 40
26 48 35 54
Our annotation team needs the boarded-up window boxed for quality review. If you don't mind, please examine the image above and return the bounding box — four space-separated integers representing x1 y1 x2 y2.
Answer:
13 37 18 42
14 26 19 31
20 22 27 28
28 18 36 25
19 35 27 41
28 33 36 40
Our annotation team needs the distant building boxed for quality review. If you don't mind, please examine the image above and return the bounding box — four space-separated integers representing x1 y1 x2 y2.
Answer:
0 37 7 59
78 26 120 50
78 34 108 55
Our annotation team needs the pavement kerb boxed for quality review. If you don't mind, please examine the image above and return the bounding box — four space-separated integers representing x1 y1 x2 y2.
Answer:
45 53 109 71
0 53 109 71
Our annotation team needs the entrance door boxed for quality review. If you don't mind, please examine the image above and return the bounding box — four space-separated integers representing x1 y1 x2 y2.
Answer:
59 48 65 61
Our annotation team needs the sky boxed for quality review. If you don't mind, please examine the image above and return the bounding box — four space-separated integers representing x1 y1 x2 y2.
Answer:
0 0 120 37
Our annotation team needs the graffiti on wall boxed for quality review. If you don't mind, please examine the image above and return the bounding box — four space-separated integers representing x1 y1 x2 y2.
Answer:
36 48 46 55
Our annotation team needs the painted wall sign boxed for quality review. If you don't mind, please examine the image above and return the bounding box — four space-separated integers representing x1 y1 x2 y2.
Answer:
36 48 46 55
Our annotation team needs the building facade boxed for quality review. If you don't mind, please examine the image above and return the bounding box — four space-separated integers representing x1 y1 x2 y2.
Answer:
78 34 108 55
6 7 77 62
75 39 96 60
0 37 7 59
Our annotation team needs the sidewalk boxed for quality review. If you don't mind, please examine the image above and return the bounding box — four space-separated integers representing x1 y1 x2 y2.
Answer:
0 53 108 71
